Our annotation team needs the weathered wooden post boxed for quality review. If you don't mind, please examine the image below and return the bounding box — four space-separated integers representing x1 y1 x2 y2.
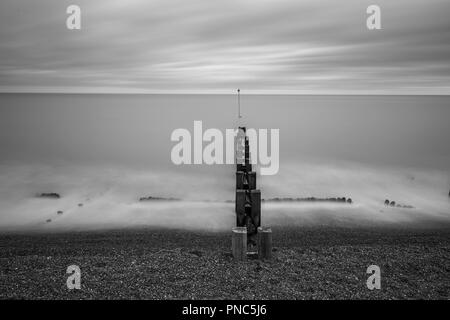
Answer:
232 93 268 261
232 227 247 261
257 227 272 260
250 190 261 228
235 189 246 226
247 172 256 190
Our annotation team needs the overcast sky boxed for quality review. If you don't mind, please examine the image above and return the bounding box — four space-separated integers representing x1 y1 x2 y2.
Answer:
0 0 449 94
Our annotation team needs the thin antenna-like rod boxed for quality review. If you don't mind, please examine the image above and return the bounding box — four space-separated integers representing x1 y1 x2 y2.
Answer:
237 88 242 118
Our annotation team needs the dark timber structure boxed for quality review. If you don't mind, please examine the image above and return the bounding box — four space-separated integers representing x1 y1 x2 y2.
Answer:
235 126 261 249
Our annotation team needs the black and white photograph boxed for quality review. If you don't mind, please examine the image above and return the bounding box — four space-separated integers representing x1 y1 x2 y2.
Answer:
0 0 449 308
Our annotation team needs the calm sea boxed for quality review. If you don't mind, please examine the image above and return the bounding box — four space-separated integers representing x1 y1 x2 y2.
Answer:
0 94 449 230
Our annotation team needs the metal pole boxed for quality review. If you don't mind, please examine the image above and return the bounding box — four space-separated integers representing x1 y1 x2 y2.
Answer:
238 89 241 118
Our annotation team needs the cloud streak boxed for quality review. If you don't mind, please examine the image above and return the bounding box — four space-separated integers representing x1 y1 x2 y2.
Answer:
0 0 449 94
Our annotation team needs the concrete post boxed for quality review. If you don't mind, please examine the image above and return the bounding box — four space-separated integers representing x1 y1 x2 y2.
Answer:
257 227 272 260
232 227 247 261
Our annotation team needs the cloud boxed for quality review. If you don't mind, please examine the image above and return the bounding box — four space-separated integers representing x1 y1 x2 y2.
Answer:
0 0 449 93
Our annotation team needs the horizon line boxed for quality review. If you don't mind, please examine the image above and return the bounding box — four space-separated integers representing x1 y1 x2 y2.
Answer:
1 89 449 96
